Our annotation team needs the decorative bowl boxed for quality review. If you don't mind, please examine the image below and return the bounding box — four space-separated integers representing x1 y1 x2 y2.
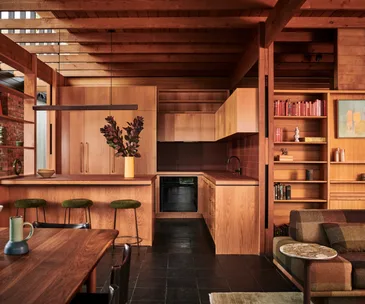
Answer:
37 169 55 178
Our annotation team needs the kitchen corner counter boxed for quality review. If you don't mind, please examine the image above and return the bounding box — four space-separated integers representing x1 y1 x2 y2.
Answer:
157 171 258 186
0 174 157 186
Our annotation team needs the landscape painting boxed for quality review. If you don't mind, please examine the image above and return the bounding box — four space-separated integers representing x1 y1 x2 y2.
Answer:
338 100 365 138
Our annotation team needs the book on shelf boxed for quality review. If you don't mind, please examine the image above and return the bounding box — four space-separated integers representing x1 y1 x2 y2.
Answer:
275 155 294 161
274 99 327 117
299 137 326 142
274 183 291 200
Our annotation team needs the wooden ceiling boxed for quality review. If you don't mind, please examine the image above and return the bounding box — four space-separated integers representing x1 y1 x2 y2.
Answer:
0 0 363 87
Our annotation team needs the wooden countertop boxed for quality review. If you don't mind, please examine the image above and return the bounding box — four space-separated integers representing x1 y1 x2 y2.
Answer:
157 171 258 186
0 174 156 185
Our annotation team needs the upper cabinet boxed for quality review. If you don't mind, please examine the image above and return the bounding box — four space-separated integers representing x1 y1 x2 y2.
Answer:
215 88 258 141
158 113 215 142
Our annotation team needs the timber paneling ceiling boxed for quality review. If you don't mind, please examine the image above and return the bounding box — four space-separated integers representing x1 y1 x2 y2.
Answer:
0 0 364 87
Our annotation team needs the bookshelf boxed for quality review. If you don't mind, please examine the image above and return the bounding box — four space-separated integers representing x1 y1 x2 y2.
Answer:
269 90 329 242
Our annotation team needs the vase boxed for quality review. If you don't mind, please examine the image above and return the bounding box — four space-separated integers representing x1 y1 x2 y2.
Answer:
124 156 135 178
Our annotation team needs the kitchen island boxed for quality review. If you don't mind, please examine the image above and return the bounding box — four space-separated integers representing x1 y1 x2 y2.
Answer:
0 174 156 246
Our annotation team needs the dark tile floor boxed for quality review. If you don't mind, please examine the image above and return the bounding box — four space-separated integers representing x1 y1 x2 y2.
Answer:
96 219 297 304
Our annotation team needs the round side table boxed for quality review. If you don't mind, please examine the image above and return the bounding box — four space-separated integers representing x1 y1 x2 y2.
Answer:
280 243 337 304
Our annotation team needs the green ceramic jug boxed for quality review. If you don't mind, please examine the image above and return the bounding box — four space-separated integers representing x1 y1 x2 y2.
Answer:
9 216 34 242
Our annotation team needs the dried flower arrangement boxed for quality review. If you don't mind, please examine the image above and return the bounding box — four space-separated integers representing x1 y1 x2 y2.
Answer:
100 116 144 157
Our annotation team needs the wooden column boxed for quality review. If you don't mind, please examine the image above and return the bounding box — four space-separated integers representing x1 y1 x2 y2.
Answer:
336 29 365 90
23 54 37 175
258 23 274 254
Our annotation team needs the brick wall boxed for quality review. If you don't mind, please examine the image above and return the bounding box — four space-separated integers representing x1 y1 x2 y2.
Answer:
0 93 24 176
227 134 259 179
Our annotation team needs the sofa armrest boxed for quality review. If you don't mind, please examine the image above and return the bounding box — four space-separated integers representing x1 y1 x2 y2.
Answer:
273 237 352 292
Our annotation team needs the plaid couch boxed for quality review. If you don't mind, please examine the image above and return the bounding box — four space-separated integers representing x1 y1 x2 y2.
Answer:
273 209 365 293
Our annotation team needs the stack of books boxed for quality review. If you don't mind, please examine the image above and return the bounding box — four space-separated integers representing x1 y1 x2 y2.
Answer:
299 137 326 143
274 183 291 200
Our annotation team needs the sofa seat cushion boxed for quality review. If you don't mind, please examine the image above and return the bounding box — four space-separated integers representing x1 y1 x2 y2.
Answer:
341 252 365 289
274 237 352 291
322 223 365 253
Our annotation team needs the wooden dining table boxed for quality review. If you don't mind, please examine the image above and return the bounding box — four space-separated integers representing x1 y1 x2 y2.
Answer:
0 227 118 304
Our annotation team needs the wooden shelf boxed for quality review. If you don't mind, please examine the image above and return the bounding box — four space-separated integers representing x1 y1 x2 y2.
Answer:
0 114 34 124
0 145 34 150
274 180 327 184
274 199 327 203
274 142 327 145
274 116 327 119
274 161 327 164
0 83 34 100
330 161 365 164
159 99 224 104
331 180 365 184
274 90 329 94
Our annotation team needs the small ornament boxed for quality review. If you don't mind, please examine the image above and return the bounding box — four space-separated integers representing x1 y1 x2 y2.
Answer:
294 127 300 142
281 148 288 155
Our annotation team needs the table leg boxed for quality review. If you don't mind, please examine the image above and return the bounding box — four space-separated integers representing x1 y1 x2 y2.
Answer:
303 260 312 304
86 268 97 293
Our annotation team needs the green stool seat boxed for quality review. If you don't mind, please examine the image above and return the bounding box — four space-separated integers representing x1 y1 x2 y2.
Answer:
110 199 142 252
62 199 93 208
15 199 47 222
15 198 47 209
61 199 93 228
110 200 141 209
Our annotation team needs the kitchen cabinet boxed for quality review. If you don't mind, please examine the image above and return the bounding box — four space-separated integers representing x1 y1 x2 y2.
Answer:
158 113 215 142
60 86 157 175
201 175 259 254
215 88 258 140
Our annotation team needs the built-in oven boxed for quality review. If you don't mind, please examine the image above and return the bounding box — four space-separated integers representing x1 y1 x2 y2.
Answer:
160 176 198 212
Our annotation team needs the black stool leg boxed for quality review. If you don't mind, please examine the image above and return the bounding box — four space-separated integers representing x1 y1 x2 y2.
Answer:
23 208 27 221
16 208 19 216
43 207 47 223
84 208 88 224
87 207 92 229
134 208 140 254
113 208 117 249
68 208 71 224
64 208 67 224
36 207 39 222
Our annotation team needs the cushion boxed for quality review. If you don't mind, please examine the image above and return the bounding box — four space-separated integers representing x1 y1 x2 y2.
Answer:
273 236 352 291
15 199 47 208
322 223 365 253
110 200 141 209
61 199 93 208
341 252 365 289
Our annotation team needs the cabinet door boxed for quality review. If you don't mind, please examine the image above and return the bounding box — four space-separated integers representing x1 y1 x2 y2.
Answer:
69 112 85 174
83 88 110 174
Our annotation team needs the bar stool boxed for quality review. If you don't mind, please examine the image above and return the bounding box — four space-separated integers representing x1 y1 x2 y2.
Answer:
61 199 93 228
15 199 47 222
110 199 142 250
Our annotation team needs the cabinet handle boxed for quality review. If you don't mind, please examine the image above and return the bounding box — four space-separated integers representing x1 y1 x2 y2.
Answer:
86 142 89 173
80 142 84 173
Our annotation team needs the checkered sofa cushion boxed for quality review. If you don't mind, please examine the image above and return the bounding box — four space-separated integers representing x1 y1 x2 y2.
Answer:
274 236 352 291
289 210 365 245
341 252 365 289
323 223 365 253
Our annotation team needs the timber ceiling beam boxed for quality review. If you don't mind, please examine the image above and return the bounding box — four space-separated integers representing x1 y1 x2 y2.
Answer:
23 44 244 54
0 0 276 11
37 54 239 63
230 0 305 88
0 17 264 30
6 31 323 44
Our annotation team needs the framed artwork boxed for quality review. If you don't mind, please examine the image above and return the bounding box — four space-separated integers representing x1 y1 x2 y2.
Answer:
337 99 365 138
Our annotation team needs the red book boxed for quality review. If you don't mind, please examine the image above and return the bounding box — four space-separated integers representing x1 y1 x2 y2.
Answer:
323 100 327 116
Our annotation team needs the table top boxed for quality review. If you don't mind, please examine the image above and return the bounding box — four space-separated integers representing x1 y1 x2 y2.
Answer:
280 243 338 260
0 227 118 304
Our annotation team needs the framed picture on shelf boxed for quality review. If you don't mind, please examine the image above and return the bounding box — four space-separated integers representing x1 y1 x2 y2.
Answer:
337 99 365 138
